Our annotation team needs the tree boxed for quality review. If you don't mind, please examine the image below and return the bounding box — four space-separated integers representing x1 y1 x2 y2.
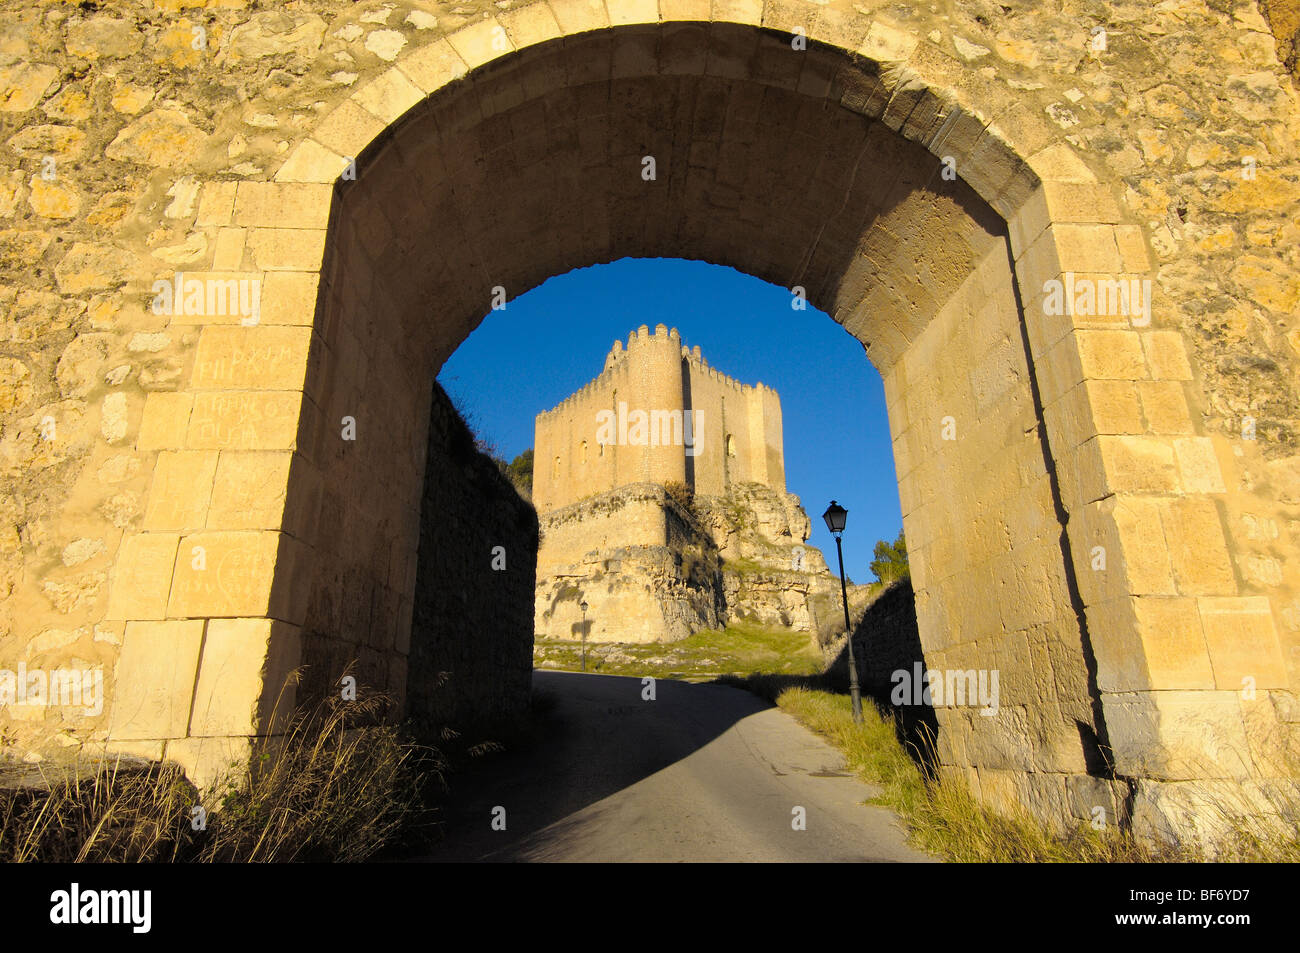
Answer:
505 448 533 496
869 529 909 585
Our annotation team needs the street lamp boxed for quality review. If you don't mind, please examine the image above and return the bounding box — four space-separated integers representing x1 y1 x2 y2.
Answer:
823 501 863 724
580 600 589 673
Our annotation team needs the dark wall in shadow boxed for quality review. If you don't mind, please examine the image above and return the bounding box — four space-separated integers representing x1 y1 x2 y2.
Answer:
826 579 938 771
405 383 539 734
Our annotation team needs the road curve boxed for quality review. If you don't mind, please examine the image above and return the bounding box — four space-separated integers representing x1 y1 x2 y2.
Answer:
417 670 938 863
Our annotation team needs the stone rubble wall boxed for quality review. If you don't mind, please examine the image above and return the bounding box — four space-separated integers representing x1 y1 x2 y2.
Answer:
0 0 1293 845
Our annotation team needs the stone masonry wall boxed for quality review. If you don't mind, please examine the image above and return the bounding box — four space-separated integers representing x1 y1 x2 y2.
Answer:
888 239 1114 825
407 381 537 729
0 0 1295 844
835 577 924 704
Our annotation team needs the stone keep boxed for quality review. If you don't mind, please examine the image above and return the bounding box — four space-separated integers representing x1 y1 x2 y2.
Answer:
533 324 786 513
532 328 837 644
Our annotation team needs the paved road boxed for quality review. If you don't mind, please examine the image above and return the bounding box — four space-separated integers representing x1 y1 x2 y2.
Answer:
417 670 937 862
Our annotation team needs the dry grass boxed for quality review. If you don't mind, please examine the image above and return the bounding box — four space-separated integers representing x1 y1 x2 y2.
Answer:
1 759 197 863
1 687 442 863
724 677 1300 863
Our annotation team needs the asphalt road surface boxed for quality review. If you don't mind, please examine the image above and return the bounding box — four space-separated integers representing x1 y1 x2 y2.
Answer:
417 670 937 862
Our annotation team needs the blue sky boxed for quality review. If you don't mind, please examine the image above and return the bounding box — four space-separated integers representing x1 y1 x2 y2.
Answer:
437 258 901 583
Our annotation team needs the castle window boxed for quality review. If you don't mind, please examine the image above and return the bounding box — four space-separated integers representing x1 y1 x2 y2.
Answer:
553 455 560 478
726 434 736 457
580 440 588 464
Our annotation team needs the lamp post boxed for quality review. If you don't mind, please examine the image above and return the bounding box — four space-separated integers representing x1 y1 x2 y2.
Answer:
823 501 863 724
580 600 589 673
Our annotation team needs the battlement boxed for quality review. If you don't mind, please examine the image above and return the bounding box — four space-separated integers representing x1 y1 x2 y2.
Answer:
539 325 766 419
533 328 787 513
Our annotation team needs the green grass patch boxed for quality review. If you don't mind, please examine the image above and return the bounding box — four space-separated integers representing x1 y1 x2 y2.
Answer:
534 621 823 680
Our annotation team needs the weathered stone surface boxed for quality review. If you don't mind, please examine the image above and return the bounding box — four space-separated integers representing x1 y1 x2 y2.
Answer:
0 63 58 111
7 123 85 158
100 392 128 443
107 620 203 740
226 11 325 61
64 17 144 60
110 83 154 115
26 176 79 219
56 335 110 399
40 85 91 122
105 110 208 167
53 243 132 294
0 229 50 267
0 358 33 413
365 29 408 62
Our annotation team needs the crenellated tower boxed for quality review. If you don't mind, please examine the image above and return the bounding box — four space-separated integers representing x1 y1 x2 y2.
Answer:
532 327 785 513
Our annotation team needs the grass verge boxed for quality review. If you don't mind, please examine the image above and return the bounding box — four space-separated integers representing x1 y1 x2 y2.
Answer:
721 676 1300 863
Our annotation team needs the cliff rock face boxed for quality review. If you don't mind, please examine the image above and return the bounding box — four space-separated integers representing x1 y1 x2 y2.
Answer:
534 481 841 643
694 484 841 632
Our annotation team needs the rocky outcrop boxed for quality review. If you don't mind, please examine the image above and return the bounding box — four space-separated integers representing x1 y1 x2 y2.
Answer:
534 481 843 643
694 483 842 632
534 484 724 644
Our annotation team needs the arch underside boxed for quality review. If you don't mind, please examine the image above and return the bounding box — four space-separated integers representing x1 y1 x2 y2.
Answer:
297 22 1110 823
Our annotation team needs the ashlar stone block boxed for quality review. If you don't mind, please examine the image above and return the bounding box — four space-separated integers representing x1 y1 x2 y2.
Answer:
107 620 203 740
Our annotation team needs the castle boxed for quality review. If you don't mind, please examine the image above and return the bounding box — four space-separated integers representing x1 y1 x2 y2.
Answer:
532 327 840 644
533 324 785 512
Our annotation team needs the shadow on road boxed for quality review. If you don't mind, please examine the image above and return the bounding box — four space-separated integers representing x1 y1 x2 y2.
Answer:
412 669 772 861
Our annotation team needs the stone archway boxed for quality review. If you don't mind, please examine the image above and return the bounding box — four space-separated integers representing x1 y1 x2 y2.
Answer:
5 1 1296 846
